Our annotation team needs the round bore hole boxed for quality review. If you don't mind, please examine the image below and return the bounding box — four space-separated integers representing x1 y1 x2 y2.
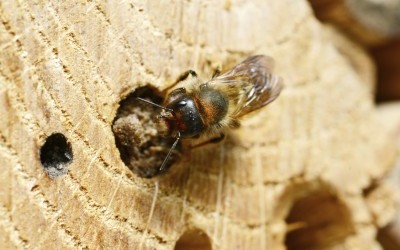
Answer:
112 86 182 178
284 190 355 250
174 228 212 250
40 133 73 178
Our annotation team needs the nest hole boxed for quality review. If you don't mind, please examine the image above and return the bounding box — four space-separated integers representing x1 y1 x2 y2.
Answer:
174 228 212 250
40 133 73 178
112 86 182 178
377 222 400 250
284 190 355 250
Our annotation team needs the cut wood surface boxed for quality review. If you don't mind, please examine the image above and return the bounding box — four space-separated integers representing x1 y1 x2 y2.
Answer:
309 0 400 46
0 1 398 249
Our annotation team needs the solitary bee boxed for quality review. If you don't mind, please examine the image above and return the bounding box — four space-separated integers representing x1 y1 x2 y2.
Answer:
138 55 283 173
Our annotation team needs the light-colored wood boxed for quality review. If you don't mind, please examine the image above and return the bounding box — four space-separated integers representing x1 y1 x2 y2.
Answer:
309 0 400 46
0 1 398 249
308 0 400 101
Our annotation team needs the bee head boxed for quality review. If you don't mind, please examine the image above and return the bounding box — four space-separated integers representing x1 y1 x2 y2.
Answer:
158 88 205 138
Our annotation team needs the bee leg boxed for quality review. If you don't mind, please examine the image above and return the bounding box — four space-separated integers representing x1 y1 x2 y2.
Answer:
191 133 225 149
159 132 181 172
176 70 197 82
164 70 198 92
211 68 221 79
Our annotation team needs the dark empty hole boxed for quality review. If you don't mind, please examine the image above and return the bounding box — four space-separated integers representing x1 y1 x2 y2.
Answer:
371 41 400 103
112 86 182 178
285 191 355 250
174 228 212 250
40 133 73 178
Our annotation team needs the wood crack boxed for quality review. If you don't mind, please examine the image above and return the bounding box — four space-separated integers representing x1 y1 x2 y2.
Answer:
16 0 109 126
0 204 29 249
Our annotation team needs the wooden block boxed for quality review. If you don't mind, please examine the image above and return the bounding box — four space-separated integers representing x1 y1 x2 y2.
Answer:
0 0 398 249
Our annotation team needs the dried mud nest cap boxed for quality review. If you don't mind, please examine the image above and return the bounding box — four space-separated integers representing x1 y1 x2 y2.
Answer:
112 87 182 178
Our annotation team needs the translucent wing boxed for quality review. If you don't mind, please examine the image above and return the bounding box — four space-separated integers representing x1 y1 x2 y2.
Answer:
206 55 283 118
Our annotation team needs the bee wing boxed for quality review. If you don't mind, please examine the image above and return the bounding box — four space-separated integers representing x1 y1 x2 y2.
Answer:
207 55 283 118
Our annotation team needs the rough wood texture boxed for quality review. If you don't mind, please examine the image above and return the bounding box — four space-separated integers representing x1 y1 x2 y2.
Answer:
309 0 400 46
308 0 400 102
0 1 398 249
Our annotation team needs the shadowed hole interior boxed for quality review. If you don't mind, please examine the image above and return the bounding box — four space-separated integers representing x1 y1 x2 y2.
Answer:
174 228 212 250
112 86 182 178
40 133 73 178
377 223 400 250
285 190 355 250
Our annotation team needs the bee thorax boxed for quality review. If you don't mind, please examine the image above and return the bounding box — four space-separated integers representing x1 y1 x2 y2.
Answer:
196 88 229 126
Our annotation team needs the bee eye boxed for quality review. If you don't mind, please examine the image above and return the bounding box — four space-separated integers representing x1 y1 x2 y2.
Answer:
177 100 187 107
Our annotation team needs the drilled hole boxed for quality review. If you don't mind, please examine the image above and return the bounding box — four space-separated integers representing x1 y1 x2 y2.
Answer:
112 86 182 178
377 223 400 250
174 228 212 250
285 190 355 250
40 133 73 178
371 41 400 103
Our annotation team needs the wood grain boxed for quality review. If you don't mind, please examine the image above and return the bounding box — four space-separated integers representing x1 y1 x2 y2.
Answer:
0 0 398 249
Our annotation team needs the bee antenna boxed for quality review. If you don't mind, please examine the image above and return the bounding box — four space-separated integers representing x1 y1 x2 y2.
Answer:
159 132 181 172
136 97 173 112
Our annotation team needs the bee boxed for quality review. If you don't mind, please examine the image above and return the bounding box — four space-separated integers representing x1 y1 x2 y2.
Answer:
137 55 283 174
